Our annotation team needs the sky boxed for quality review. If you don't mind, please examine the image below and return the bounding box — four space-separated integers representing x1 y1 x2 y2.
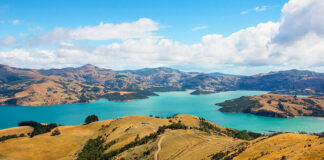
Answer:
0 0 324 75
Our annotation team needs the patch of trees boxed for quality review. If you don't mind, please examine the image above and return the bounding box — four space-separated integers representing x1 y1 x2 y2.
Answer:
18 121 58 137
0 133 25 143
198 119 221 133
76 136 106 160
196 118 262 140
223 128 262 140
85 115 99 124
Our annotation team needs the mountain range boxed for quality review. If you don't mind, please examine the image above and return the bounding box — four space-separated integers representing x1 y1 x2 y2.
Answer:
0 64 324 106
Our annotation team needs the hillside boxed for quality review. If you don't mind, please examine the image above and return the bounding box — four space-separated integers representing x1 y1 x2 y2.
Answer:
0 115 323 160
238 69 324 96
1 64 324 106
217 94 324 118
0 64 238 106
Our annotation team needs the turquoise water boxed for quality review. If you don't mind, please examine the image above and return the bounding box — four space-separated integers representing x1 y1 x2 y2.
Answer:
1 90 324 133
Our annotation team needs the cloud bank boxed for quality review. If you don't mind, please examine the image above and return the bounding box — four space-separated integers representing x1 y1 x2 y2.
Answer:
26 18 159 46
1 0 324 74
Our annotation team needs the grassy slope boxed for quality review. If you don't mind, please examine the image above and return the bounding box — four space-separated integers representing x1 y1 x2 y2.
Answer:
236 133 324 160
217 94 324 118
0 115 323 160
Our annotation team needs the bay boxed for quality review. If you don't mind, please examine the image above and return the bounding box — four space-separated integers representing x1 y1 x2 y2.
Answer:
1 90 324 133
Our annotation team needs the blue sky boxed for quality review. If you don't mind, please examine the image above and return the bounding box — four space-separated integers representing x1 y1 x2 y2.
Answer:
1 0 286 44
1 0 324 75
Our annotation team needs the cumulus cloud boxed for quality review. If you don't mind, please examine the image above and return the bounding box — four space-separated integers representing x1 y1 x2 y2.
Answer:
26 18 159 46
1 0 324 74
0 35 17 46
273 0 324 44
192 26 208 31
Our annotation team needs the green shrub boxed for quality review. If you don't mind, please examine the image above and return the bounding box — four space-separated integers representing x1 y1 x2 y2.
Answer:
18 121 58 137
77 136 105 160
0 134 18 142
51 128 61 136
212 152 226 160
85 115 99 124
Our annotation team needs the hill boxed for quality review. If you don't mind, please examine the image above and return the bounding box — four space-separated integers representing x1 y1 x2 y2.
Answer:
0 115 323 160
1 64 324 106
0 64 239 106
217 94 324 118
238 69 324 96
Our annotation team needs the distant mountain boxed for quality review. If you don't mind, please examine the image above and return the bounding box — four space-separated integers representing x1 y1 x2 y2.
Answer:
1 64 324 106
238 69 324 96
210 72 243 77
0 64 239 106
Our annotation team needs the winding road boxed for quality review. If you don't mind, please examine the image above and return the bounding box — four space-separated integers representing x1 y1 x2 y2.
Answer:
154 135 165 160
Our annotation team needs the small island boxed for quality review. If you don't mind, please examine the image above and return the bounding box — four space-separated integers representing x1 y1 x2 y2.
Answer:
190 90 215 95
216 94 324 118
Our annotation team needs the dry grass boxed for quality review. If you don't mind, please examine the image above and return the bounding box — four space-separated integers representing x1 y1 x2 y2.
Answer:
0 126 33 137
0 115 323 160
0 119 112 160
235 133 324 160
251 94 324 117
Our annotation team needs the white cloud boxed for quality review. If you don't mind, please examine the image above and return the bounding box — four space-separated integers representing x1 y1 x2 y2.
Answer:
12 20 20 25
27 18 159 46
0 35 17 46
254 6 267 12
1 0 324 75
192 26 208 31
273 0 324 44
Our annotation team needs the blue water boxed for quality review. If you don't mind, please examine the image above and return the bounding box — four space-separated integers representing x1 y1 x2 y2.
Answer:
1 90 324 133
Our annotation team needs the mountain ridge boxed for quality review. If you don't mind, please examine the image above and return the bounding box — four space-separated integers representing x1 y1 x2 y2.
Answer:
1 64 324 106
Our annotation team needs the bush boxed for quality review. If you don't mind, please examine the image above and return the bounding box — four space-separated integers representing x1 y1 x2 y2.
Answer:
18 121 58 137
85 115 99 124
77 136 105 160
31 123 57 137
51 128 61 136
18 121 39 127
233 130 262 140
0 134 18 142
235 130 251 140
212 152 226 160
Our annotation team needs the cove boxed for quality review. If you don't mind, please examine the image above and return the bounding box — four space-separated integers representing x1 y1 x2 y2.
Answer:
1 90 324 133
